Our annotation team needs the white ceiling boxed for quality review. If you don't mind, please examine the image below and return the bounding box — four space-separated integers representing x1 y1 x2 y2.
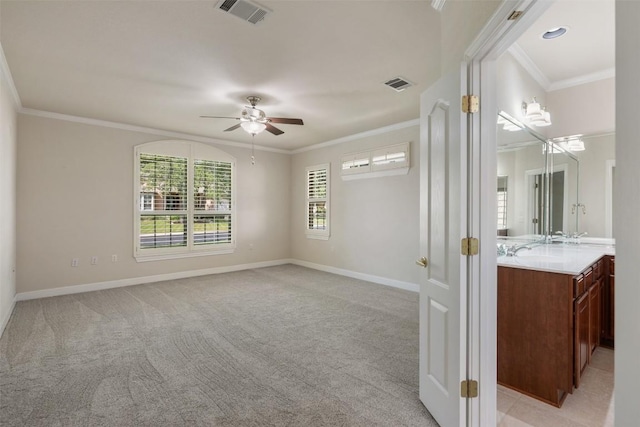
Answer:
510 0 615 91
0 1 440 151
1 1 614 151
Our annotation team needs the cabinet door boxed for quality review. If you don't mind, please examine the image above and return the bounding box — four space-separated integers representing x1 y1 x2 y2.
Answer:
575 292 590 387
609 274 615 340
589 281 600 354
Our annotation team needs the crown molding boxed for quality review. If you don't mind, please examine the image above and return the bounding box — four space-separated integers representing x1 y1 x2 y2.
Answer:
19 108 291 154
507 42 551 90
19 107 419 156
0 43 22 109
291 119 419 154
548 68 615 92
508 42 615 93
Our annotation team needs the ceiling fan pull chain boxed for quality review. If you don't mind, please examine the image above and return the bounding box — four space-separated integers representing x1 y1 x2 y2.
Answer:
251 135 256 165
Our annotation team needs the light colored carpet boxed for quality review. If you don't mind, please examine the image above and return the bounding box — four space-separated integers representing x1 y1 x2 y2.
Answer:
0 264 437 426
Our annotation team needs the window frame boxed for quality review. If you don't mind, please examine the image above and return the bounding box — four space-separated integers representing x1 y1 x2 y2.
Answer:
134 140 236 262
305 163 330 240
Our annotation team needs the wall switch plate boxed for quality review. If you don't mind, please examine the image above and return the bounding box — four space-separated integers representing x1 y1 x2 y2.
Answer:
112 254 118 263
91 256 98 265
71 258 79 267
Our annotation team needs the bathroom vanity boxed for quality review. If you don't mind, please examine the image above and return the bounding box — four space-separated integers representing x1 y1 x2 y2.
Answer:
497 243 615 407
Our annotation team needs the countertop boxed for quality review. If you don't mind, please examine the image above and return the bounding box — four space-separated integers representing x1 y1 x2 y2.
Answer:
497 242 615 275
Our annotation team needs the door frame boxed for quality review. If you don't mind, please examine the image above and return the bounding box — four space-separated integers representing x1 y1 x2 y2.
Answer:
525 164 569 235
461 1 553 425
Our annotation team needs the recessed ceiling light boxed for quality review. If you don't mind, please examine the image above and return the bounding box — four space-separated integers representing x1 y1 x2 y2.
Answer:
542 26 569 40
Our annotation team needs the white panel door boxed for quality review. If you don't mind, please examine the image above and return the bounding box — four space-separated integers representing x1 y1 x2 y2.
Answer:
418 65 468 427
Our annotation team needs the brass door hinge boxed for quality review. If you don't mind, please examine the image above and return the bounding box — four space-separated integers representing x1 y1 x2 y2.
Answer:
461 95 479 113
507 10 524 21
461 237 479 256
460 380 479 398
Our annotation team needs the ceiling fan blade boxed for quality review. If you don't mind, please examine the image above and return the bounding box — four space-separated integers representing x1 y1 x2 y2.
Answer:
267 117 304 125
200 116 241 120
224 123 242 132
265 123 284 135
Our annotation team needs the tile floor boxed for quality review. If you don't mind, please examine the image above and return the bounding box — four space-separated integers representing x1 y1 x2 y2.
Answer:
497 347 614 427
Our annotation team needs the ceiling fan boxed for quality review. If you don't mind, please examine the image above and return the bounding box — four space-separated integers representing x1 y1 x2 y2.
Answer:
200 96 304 136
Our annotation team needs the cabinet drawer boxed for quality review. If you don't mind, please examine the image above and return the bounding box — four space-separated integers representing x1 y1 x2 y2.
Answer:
609 257 615 275
574 274 585 297
595 260 603 279
584 268 593 286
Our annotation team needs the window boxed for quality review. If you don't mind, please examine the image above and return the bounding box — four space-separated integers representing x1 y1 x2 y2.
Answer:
135 140 235 261
306 164 330 239
497 175 508 230
341 152 370 175
341 142 410 180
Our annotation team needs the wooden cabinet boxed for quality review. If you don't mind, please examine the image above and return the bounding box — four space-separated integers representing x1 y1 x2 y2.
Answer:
589 280 601 354
498 267 574 407
498 256 608 407
574 291 590 387
601 256 615 347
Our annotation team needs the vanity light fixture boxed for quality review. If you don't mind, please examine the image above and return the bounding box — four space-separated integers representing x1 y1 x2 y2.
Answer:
551 135 585 152
522 98 552 127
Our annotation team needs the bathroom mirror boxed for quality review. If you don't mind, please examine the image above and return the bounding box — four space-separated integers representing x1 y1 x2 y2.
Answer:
496 112 580 238
497 111 615 240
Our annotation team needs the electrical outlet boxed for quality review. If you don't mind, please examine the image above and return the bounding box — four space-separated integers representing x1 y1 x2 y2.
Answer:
71 258 79 267
91 256 98 265
111 254 118 263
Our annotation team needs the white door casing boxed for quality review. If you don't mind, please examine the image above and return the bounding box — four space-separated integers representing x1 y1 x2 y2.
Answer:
418 65 468 427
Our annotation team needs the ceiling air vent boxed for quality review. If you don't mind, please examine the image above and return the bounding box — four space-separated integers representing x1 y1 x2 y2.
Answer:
216 0 270 25
384 77 413 92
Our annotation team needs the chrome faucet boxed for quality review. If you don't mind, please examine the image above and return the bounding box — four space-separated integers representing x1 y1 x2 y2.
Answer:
506 243 532 257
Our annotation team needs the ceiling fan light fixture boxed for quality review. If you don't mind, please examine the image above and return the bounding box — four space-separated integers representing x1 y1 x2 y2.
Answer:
241 121 267 135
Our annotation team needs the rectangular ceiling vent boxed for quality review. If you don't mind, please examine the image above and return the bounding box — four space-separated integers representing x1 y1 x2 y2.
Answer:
217 0 270 25
384 77 413 92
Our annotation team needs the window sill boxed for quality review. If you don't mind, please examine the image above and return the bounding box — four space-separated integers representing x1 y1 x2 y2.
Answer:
135 248 235 262
306 234 330 241
341 167 409 181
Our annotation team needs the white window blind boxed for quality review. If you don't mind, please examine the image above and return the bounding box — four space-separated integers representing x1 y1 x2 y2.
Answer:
371 143 409 171
134 141 235 261
193 159 232 246
497 176 508 230
341 142 410 180
306 164 330 239
341 153 370 175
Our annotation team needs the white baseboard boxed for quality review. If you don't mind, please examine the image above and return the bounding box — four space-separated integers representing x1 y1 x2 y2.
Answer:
290 259 419 293
15 259 293 301
14 258 418 303
0 296 17 339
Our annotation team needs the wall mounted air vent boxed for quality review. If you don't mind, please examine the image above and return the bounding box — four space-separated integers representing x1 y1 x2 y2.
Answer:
216 0 270 25
384 77 413 92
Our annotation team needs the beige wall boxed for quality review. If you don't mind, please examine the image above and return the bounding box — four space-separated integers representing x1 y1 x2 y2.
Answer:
291 125 420 286
0 56 18 333
616 2 640 423
573 134 615 237
16 114 291 293
497 52 548 134
547 78 615 138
